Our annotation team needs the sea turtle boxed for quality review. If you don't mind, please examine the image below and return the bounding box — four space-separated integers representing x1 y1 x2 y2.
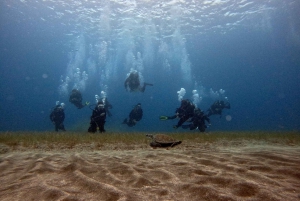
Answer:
146 134 182 148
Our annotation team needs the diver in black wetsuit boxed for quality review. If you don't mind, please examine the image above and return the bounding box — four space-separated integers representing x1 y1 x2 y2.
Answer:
182 108 210 132
88 101 107 133
160 99 196 129
50 104 66 132
69 89 89 109
124 70 153 92
123 103 143 127
206 100 230 117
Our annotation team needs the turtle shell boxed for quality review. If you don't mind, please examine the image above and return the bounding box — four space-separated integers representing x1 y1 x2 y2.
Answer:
149 134 182 148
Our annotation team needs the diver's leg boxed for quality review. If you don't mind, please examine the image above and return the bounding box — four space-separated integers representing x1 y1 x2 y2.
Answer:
76 102 85 109
88 121 97 133
127 119 136 127
140 83 153 92
175 116 189 128
144 82 153 86
181 124 190 129
59 123 66 131
98 121 106 133
198 124 206 132
55 123 59 132
189 124 197 130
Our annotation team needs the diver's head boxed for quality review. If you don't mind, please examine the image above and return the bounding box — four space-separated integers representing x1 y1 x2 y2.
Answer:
132 72 138 78
97 101 104 109
134 103 141 109
60 103 65 109
56 104 63 111
181 99 188 106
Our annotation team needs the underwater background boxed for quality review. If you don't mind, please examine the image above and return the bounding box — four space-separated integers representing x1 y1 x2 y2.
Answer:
0 0 299 132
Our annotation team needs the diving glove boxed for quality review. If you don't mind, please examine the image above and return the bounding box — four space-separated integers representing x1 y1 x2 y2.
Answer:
85 101 90 106
159 116 169 120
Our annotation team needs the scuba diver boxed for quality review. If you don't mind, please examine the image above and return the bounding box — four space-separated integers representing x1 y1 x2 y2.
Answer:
103 97 113 117
50 102 66 132
124 70 153 92
88 101 107 133
123 103 143 127
69 89 89 109
160 99 196 129
206 100 231 117
182 108 211 132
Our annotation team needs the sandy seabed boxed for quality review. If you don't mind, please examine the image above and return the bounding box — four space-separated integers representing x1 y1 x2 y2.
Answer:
0 141 300 201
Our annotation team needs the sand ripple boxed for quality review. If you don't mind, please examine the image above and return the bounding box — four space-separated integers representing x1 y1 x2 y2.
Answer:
0 145 300 200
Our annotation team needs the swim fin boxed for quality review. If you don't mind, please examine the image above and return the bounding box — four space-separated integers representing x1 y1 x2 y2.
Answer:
159 116 169 120
144 82 153 86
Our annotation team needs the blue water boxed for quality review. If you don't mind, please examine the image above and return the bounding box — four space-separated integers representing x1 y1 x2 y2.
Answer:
0 0 299 132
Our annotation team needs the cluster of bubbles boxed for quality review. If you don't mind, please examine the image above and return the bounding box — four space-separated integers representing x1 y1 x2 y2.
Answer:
58 68 88 97
99 41 108 66
172 29 191 83
162 59 171 72
136 52 144 73
125 52 144 73
55 101 65 109
177 88 186 101
95 95 100 104
57 17 194 99
125 51 136 72
180 49 191 83
86 58 96 79
58 36 92 97
158 41 171 73
177 88 202 107
58 76 71 97
176 86 229 109
192 90 202 107
95 90 107 104
209 88 226 100
73 68 88 91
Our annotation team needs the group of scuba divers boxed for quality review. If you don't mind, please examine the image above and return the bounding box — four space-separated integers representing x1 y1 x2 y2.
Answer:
50 70 230 133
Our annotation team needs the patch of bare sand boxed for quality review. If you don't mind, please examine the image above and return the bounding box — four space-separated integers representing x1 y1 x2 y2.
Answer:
0 142 300 201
